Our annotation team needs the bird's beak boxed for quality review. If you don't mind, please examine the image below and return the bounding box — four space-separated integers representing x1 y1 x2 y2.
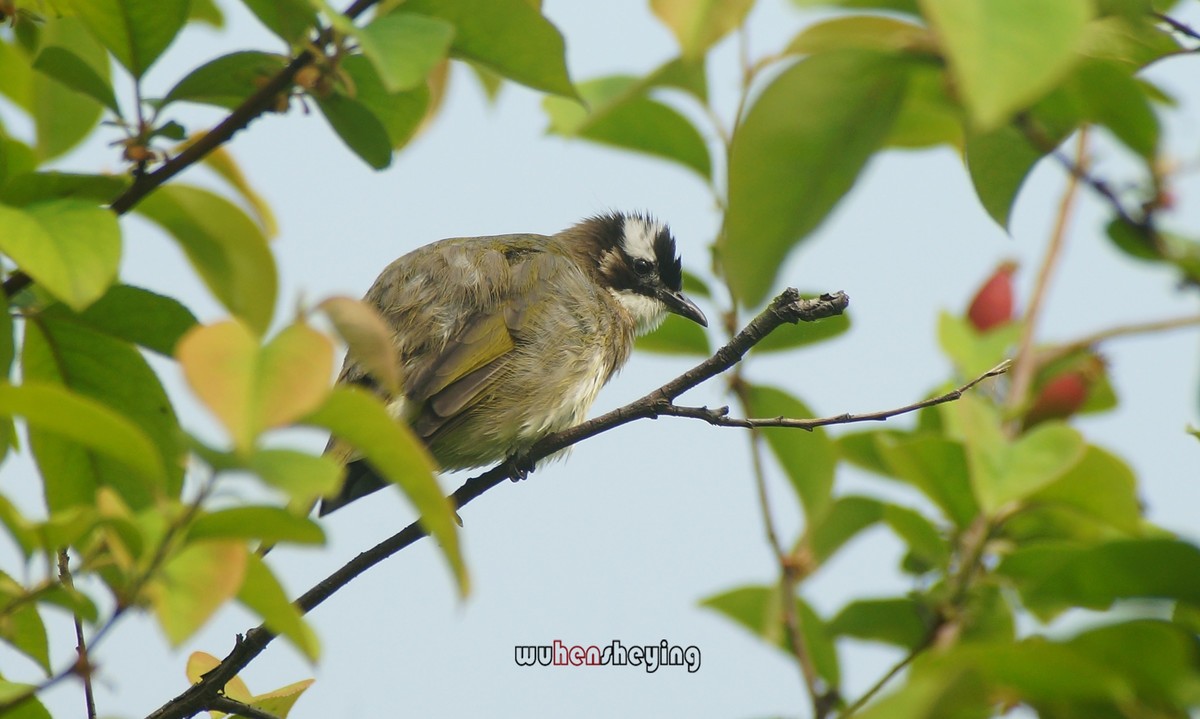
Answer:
659 288 708 327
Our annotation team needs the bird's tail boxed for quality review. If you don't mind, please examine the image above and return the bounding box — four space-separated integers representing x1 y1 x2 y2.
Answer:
317 458 389 516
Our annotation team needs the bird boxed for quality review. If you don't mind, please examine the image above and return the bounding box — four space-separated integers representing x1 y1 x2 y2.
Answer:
318 211 708 515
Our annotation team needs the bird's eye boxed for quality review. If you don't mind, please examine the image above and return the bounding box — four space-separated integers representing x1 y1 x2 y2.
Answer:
632 258 654 275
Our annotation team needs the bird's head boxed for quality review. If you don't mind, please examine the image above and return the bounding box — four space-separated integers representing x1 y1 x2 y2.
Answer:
566 212 708 334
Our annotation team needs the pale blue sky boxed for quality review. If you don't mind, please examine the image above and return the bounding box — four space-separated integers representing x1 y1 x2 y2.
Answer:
5 1 1200 717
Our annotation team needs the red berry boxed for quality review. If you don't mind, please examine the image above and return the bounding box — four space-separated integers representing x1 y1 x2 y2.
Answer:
967 261 1018 332
1024 372 1089 428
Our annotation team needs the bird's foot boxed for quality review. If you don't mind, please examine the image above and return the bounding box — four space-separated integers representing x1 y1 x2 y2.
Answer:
504 453 536 482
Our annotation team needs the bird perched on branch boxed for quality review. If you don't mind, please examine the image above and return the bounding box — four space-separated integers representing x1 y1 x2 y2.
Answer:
319 211 708 515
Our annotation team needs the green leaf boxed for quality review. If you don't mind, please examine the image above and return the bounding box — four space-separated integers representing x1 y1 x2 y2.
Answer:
751 299 850 353
921 0 1092 130
31 19 110 160
150 540 247 645
189 507 324 545
787 15 930 55
40 284 198 357
237 554 319 661
830 597 933 650
63 0 188 78
650 0 755 59
853 667 990 719
1068 60 1159 158
0 171 129 207
315 92 394 170
1024 444 1141 535
937 312 1020 378
0 137 37 189
883 503 950 570
721 51 905 306
32 46 120 114
358 13 454 93
242 0 318 45
964 125 1046 230
700 585 837 685
742 385 835 520
0 677 54 719
199 147 278 237
400 0 574 97
0 382 166 509
790 0 919 12
341 55 430 150
0 200 120 311
1067 620 1200 709
876 434 979 527
136 185 278 334
886 61 964 149
806 495 884 562
999 538 1200 621
1079 15 1181 68
303 386 468 596
544 75 711 178
645 56 708 103
189 0 225 26
248 448 344 505
0 573 52 674
23 315 186 506
700 585 787 648
635 313 710 355
919 640 1134 708
956 395 1087 512
161 51 288 110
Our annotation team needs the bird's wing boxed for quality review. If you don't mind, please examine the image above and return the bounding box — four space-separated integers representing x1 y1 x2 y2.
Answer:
320 237 570 515
405 246 559 440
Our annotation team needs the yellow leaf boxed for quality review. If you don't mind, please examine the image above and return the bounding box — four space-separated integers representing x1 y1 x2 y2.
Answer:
177 321 257 451
318 296 400 394
149 541 247 646
256 322 334 431
177 320 334 451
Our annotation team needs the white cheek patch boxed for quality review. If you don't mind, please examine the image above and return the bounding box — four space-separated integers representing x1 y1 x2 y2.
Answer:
621 216 665 265
610 289 668 335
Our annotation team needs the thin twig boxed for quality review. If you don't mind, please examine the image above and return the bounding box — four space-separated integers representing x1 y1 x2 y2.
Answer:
734 380 826 715
1154 12 1200 42
57 550 97 719
839 644 924 718
1016 117 1157 251
142 289 849 719
1005 130 1087 426
665 360 1010 431
1035 314 1200 366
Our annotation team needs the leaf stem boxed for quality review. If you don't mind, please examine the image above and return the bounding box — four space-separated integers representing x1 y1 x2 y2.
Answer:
1004 129 1087 427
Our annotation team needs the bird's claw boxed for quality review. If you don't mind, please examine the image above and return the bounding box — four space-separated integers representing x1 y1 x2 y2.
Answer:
504 453 536 482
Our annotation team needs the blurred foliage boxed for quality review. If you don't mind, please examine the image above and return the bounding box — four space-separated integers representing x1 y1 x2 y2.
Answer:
0 0 1198 717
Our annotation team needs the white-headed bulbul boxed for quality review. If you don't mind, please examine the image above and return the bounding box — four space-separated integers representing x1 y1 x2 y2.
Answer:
319 211 707 515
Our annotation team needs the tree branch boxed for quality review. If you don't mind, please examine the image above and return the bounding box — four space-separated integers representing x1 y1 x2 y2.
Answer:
142 289 847 719
57 550 96 719
207 696 281 719
142 290 999 719
1 0 387 299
